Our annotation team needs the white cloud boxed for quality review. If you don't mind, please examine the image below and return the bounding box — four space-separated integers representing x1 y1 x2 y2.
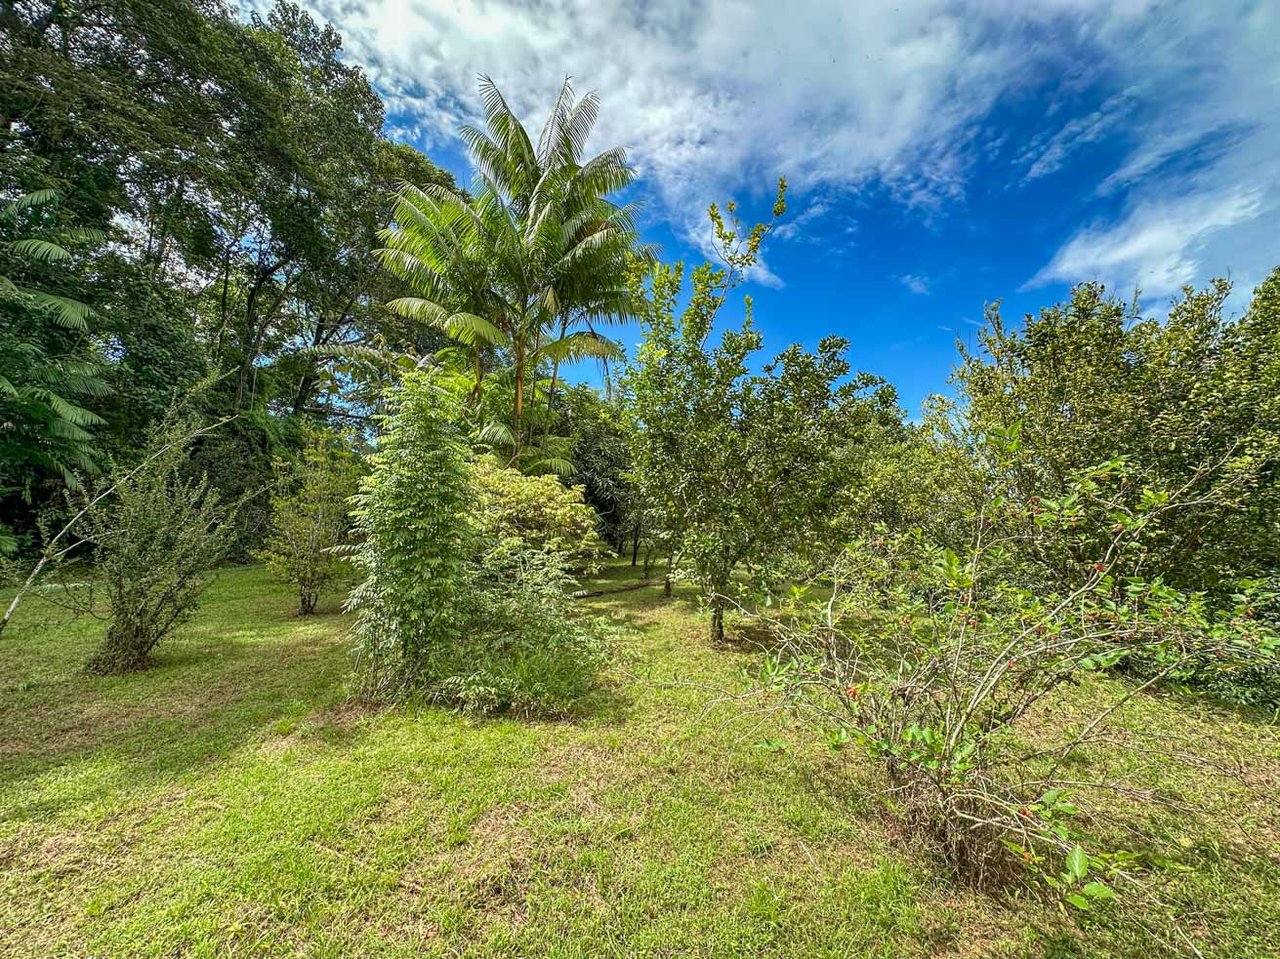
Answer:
256 0 1279 297
251 0 1081 274
1016 91 1135 184
1024 0 1280 303
898 274 931 295
1027 188 1264 299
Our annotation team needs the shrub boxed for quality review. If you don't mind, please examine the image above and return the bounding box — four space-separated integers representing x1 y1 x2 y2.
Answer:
470 455 609 570
433 540 614 717
349 371 614 714
754 460 1278 894
257 429 361 614
348 369 474 697
79 415 235 674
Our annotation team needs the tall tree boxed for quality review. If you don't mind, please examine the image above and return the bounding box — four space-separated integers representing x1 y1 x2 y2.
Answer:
378 76 651 466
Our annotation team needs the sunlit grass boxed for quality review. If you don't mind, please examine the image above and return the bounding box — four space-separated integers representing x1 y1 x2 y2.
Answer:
2 563 1277 957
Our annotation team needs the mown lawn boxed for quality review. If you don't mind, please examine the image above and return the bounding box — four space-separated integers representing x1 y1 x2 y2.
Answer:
2 563 1278 957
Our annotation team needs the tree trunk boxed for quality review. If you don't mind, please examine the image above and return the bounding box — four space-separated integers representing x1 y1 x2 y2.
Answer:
86 622 160 675
234 253 296 410
709 600 725 644
513 343 524 460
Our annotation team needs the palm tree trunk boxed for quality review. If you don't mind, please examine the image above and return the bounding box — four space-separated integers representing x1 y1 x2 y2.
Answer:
513 344 524 460
546 316 569 423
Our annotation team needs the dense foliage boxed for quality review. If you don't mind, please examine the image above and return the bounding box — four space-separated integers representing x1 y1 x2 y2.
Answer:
0 189 107 552
1 0 457 548
956 275 1280 595
258 428 362 614
347 370 611 713
74 414 235 674
471 455 609 571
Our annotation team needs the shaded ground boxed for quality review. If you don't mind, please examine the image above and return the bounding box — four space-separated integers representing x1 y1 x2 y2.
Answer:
2 563 1278 957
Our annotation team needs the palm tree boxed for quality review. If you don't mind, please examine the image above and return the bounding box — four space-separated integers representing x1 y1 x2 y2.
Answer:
0 192 108 475
0 189 109 554
378 76 652 467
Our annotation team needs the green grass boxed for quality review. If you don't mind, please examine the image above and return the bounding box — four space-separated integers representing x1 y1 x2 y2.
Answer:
2 563 1278 957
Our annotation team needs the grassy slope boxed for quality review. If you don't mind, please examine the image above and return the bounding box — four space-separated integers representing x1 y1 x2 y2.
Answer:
1 563 1278 958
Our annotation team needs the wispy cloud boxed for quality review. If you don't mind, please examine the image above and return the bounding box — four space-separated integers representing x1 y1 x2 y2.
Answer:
1027 188 1264 299
257 0 1279 298
1024 1 1279 303
252 0 1098 279
1015 91 1135 184
898 274 931 295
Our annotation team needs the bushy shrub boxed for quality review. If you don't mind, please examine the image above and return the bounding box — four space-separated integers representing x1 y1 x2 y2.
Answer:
432 541 614 717
755 460 1278 894
79 415 235 674
348 370 474 697
470 455 609 570
257 429 361 614
1133 576 1280 711
349 371 613 714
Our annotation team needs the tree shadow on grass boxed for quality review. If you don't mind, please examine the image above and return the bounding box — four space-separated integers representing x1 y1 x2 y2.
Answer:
0 597 361 821
2 583 642 823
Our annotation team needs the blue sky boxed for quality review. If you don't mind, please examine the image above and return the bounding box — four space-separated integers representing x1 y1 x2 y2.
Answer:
258 0 1279 414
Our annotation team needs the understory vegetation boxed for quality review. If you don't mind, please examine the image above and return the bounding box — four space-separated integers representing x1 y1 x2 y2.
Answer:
3 1 1279 955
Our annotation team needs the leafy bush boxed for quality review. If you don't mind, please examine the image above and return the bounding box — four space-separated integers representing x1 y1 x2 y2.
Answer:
470 454 609 570
78 415 235 674
755 460 1278 894
257 429 362 614
349 371 613 714
433 541 614 717
1132 576 1280 711
348 370 474 697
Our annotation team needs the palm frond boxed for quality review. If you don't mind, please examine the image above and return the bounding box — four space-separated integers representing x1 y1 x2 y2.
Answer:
30 291 93 329
6 238 72 263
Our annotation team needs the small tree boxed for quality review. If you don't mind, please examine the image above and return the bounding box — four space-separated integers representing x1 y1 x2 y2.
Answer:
348 369 474 696
258 429 361 614
79 415 234 674
623 183 901 641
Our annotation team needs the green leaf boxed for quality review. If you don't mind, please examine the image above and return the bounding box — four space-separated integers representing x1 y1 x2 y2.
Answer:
1066 844 1088 882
